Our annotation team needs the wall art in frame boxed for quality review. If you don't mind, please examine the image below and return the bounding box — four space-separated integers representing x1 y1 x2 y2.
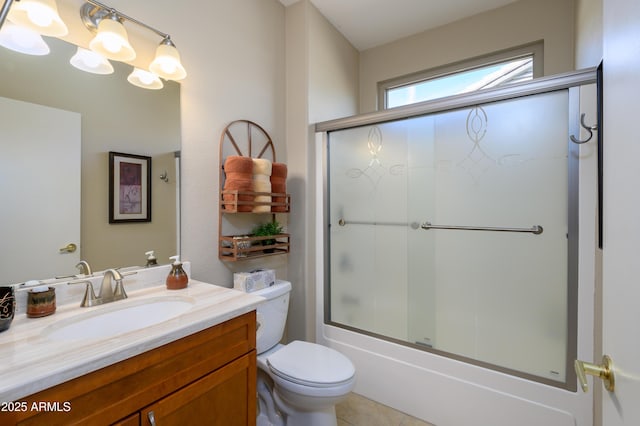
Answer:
109 151 151 223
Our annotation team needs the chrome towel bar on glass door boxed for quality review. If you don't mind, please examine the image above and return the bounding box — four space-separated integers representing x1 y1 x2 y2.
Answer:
337 219 421 229
336 219 543 235
420 222 543 235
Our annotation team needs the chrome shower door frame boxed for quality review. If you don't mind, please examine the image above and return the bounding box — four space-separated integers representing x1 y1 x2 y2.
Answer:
318 68 597 392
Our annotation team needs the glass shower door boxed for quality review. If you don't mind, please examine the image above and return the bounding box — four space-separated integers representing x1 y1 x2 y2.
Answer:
327 89 574 386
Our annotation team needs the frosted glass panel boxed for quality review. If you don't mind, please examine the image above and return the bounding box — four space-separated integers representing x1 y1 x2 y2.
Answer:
328 90 571 383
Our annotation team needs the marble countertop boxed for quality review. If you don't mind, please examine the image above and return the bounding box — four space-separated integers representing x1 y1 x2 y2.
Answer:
0 266 264 403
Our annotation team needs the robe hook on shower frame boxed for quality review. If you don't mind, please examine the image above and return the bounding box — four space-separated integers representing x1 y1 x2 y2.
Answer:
570 113 598 144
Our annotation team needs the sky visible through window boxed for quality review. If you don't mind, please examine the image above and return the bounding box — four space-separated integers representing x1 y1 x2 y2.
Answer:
386 56 533 108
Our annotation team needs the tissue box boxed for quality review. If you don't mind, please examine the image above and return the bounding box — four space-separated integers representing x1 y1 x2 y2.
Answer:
234 269 275 293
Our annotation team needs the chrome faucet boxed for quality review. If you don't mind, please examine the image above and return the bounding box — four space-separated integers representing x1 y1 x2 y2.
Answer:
68 279 99 307
68 269 136 307
54 260 93 280
99 269 128 302
75 260 93 276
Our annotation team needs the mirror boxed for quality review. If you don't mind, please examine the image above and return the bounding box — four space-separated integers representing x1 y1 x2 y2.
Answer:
0 36 181 285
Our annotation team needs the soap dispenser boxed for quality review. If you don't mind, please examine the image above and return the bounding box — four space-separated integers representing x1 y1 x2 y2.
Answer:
145 250 158 267
166 255 188 290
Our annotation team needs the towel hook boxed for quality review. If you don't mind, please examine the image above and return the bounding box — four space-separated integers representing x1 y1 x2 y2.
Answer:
570 113 598 144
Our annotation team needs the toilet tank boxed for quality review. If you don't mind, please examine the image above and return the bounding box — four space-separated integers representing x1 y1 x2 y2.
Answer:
252 280 291 354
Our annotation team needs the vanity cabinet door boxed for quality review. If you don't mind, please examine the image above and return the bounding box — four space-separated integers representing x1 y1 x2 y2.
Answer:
112 413 140 426
141 352 256 426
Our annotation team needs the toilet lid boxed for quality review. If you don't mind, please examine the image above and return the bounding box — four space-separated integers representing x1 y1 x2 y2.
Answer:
267 341 355 387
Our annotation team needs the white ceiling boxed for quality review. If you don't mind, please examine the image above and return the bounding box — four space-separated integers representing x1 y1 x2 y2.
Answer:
279 0 520 51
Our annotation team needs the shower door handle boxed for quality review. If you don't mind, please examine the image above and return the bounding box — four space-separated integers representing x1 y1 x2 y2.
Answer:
420 222 543 235
575 355 615 392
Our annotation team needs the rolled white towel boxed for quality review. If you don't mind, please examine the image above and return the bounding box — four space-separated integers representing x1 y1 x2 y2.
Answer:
253 176 271 193
253 175 272 212
252 158 272 176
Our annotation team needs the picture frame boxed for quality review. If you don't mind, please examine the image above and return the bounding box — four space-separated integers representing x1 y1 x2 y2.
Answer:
109 151 151 223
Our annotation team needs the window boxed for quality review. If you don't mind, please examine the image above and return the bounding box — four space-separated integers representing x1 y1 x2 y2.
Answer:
378 42 543 109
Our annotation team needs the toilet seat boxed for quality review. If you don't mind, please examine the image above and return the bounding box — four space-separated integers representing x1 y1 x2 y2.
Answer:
266 340 355 388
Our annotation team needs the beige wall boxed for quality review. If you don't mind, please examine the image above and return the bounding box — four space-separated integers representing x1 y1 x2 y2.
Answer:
575 0 603 68
308 7 360 123
285 0 311 341
285 0 359 340
0 36 180 273
358 0 576 113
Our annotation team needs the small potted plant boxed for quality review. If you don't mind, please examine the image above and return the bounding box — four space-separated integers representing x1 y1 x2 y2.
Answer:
251 220 284 252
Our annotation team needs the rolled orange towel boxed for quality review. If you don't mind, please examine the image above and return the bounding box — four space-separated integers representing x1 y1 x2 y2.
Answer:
271 183 286 199
223 157 255 212
271 163 288 212
223 177 253 212
272 189 287 212
224 156 253 174
271 182 286 191
271 163 288 178
271 176 286 186
225 171 252 182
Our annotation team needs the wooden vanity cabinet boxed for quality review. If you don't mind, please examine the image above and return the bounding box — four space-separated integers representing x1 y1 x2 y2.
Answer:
6 311 257 426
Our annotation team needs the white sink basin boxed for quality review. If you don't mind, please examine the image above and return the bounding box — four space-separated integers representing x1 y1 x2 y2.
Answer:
43 296 196 341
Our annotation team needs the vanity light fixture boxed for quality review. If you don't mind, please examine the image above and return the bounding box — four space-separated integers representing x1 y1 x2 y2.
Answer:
149 36 187 81
7 0 67 37
81 1 187 85
88 9 135 61
0 0 13 32
127 67 163 90
70 46 113 74
0 0 186 90
0 20 49 55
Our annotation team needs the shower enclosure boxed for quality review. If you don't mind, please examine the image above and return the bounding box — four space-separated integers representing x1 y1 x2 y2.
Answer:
317 69 598 425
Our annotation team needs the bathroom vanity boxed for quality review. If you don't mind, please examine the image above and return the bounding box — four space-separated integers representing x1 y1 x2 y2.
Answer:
0 265 263 425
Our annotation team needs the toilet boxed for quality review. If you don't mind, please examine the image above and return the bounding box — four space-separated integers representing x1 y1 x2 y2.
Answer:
251 280 355 426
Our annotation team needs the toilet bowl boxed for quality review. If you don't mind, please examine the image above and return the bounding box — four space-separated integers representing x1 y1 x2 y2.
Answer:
249 280 356 426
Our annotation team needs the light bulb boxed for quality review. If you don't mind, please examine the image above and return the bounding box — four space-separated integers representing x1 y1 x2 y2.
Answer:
0 21 50 55
83 53 101 68
7 0 68 37
127 68 163 90
161 62 177 75
102 37 122 54
139 72 154 85
89 14 135 61
70 47 113 75
27 4 53 27
149 39 186 81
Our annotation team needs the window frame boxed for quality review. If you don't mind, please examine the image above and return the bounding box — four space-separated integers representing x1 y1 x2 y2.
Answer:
377 41 544 110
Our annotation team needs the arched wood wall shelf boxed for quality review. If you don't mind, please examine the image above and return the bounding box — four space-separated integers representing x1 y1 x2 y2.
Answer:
218 120 290 261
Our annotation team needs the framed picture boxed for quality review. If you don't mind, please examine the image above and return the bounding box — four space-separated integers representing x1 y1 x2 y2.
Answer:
109 152 151 223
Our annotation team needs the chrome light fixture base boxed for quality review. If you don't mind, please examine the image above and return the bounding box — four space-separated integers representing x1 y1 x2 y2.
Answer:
80 2 116 33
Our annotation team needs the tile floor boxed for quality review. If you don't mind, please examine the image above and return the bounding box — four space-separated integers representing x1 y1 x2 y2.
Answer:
336 393 435 426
